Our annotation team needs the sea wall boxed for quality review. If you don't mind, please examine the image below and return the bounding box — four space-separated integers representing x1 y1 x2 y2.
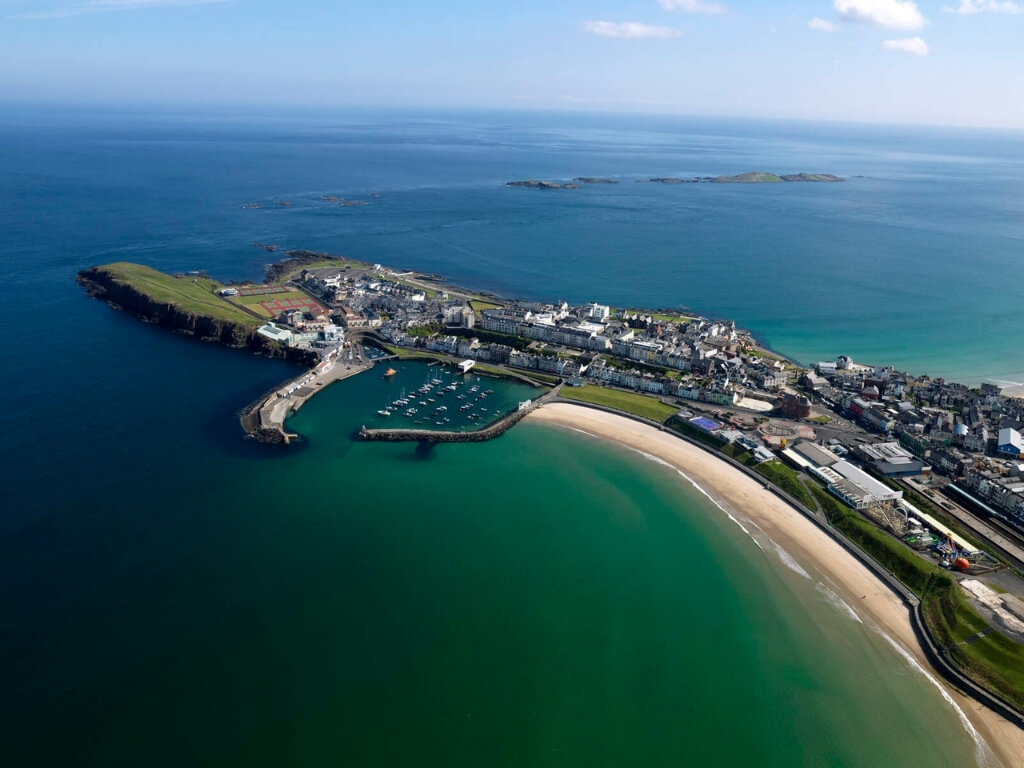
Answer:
360 405 530 443
78 267 318 366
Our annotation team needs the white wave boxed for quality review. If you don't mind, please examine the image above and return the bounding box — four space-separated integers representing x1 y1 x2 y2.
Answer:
873 629 998 768
634 448 765 552
772 541 811 579
815 582 863 624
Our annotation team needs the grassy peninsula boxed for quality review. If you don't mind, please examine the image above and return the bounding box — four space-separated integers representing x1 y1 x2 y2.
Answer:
78 262 316 364
94 262 259 324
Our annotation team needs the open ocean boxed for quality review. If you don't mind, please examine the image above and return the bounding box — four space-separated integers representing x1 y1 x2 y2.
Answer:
1 105 1019 765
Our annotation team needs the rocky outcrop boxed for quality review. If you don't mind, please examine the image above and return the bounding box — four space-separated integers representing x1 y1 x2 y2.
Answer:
77 267 318 366
263 251 358 283
506 180 580 190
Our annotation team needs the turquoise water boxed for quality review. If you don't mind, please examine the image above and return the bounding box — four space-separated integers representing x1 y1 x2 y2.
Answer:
1 106 1017 765
2 374 988 765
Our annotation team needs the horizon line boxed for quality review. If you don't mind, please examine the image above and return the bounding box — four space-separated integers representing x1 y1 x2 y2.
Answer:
2 98 1023 135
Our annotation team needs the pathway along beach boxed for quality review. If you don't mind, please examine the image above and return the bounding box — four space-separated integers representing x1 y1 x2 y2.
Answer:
527 403 1024 768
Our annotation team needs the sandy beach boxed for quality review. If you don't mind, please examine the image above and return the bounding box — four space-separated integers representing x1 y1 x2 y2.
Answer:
528 402 1024 768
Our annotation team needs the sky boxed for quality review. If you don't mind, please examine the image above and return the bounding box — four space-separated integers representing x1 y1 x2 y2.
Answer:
2 0 1024 128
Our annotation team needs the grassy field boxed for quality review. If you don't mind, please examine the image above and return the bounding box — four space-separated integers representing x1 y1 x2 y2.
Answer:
233 290 311 306
523 371 559 385
100 262 259 325
469 299 503 316
754 460 814 508
560 384 677 423
381 345 448 362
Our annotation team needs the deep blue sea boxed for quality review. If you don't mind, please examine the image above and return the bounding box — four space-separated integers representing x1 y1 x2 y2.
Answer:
2 106 1021 766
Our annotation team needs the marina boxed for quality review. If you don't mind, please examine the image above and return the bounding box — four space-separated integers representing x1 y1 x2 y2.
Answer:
353 360 541 435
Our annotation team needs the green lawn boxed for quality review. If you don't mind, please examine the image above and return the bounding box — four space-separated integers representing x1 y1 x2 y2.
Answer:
524 372 559 385
99 262 259 325
232 290 306 305
560 384 677 423
469 299 503 316
381 345 447 362
754 460 814 508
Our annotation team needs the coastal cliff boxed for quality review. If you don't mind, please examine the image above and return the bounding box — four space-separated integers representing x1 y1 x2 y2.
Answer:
78 264 318 366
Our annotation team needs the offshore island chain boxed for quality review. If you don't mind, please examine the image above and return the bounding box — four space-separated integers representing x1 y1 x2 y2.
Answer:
79 248 1024 735
508 171 844 189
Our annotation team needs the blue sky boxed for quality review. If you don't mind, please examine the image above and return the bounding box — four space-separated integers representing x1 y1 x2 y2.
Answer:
2 0 1023 128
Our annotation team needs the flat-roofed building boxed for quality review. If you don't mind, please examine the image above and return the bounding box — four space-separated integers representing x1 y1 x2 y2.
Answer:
791 441 841 469
830 460 903 508
856 441 930 477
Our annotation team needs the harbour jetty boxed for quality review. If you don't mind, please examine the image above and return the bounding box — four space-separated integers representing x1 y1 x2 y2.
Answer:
359 383 562 443
242 354 373 444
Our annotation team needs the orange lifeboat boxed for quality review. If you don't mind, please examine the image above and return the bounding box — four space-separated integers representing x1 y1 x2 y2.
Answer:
383 368 397 378
952 557 971 572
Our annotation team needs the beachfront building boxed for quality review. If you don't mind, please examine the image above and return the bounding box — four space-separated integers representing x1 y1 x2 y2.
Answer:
997 428 1023 459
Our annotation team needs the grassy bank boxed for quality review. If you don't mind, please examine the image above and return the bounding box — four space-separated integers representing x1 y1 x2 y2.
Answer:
754 460 814 508
98 263 259 325
469 299 502 316
560 385 677 423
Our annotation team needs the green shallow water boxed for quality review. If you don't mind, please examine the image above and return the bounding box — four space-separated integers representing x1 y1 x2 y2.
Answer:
2 362 991 766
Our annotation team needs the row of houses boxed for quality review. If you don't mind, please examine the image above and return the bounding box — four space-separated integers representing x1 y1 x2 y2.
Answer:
958 464 1024 526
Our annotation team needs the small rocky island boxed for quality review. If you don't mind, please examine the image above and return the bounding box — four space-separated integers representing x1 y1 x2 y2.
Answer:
506 180 581 189
511 172 844 188
639 171 844 184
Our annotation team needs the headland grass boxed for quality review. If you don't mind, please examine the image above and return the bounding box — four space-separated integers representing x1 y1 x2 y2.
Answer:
99 262 258 325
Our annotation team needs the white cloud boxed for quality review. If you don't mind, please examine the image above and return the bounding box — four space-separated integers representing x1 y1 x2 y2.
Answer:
834 0 926 29
808 17 838 31
883 36 930 54
583 20 683 38
13 0 228 19
946 0 1022 13
658 0 727 14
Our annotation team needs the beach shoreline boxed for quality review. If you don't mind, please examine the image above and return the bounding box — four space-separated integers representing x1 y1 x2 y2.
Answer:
527 402 1024 768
